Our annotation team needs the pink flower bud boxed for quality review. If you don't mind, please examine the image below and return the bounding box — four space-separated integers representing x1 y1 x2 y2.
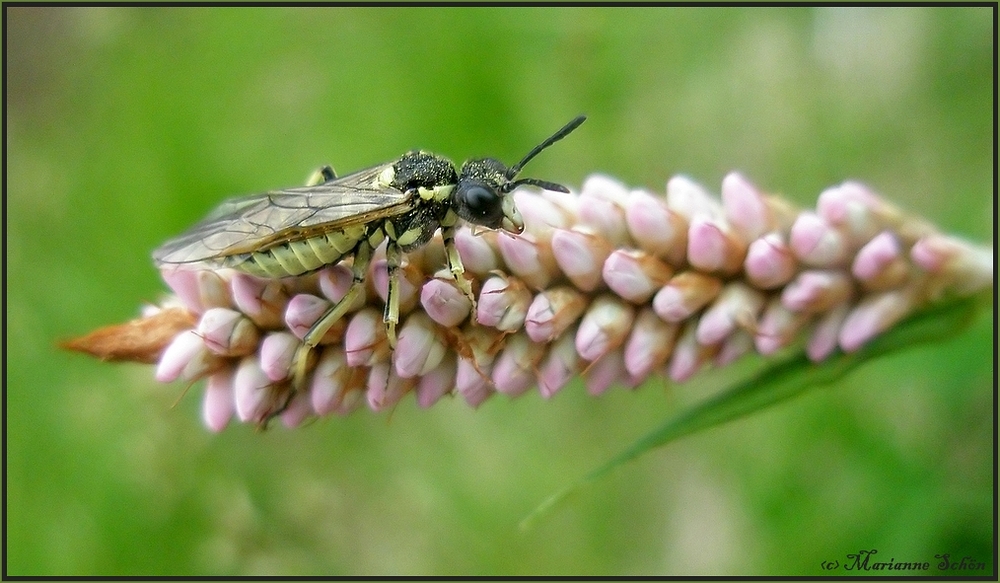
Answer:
197 308 259 357
625 189 688 266
653 271 723 323
231 273 288 329
722 172 771 240
259 332 299 382
420 277 473 328
395 313 446 378
790 212 849 266
551 228 612 291
524 286 588 343
477 275 532 332
202 370 234 433
537 331 579 399
575 295 635 361
496 231 559 290
602 249 673 304
744 233 796 289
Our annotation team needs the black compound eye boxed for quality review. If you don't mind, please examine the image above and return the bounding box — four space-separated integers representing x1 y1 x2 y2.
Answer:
458 183 504 226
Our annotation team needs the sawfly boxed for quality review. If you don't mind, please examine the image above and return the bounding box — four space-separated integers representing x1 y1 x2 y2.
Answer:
154 115 586 386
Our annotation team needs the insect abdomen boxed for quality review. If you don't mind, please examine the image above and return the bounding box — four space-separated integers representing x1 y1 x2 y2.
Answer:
227 226 367 278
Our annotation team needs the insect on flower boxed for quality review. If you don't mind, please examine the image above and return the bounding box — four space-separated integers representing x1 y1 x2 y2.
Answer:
153 115 587 387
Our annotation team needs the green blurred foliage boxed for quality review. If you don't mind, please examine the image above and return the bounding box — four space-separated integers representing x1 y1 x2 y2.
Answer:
6 6 993 576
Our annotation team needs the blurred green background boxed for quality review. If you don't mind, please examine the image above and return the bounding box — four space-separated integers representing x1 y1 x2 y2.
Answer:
6 6 993 576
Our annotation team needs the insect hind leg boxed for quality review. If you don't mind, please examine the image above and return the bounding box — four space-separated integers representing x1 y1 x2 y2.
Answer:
292 239 373 389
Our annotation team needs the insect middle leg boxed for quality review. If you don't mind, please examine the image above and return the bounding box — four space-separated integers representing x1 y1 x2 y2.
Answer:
383 242 403 349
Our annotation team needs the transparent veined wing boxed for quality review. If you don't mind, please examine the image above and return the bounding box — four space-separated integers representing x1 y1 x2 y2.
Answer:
153 163 415 265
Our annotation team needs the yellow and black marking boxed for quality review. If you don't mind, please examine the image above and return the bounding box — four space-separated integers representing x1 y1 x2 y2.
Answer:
154 115 587 395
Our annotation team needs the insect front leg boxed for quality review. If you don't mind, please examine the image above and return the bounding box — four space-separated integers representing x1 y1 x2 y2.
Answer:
442 224 476 309
292 239 373 389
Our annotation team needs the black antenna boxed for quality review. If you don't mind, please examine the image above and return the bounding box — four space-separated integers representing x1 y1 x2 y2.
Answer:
506 115 587 180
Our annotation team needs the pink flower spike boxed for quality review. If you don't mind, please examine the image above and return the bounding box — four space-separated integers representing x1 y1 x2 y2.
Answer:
420 277 472 328
551 228 612 291
852 231 907 289
343 308 389 367
687 215 745 275
233 356 279 424
696 282 765 345
92 168 999 431
839 289 915 352
744 233 797 289
624 308 679 380
586 349 628 396
575 295 635 361
395 313 446 378
231 273 287 329
538 332 579 399
366 364 412 412
202 370 235 433
455 227 500 275
625 189 688 266
524 286 588 343
722 172 770 240
807 303 850 362
496 231 558 290
602 249 673 304
491 333 541 397
780 269 853 313
416 355 456 408
666 175 721 220
652 271 723 323
156 330 213 383
476 275 532 332
789 212 848 266
197 308 259 357
259 332 299 382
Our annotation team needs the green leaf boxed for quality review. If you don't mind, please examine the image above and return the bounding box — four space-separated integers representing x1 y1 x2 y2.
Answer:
521 294 987 530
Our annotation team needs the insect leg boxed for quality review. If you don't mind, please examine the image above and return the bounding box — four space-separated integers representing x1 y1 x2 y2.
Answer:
442 224 476 308
292 239 373 388
304 165 337 186
384 242 402 349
